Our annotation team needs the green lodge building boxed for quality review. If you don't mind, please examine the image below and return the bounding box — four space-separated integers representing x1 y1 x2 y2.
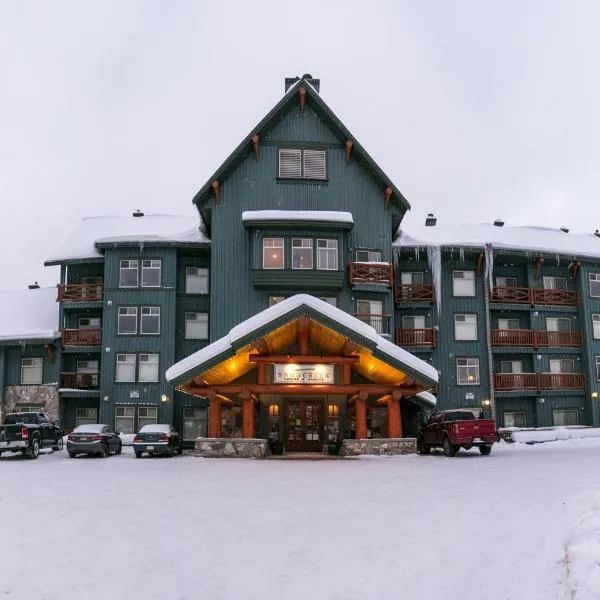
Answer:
2 74 600 455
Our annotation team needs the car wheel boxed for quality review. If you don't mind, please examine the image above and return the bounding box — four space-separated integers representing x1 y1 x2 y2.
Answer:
68 451 76 458
52 437 64 452
168 446 175 458
116 442 122 455
27 437 40 459
443 436 456 457
99 443 109 458
135 451 142 459
479 445 492 456
177 445 183 455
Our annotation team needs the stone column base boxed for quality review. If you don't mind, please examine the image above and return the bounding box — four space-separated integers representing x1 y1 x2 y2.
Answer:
341 438 417 456
194 437 268 458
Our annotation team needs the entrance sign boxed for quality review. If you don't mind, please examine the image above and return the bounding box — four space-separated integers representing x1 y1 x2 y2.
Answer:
274 364 334 384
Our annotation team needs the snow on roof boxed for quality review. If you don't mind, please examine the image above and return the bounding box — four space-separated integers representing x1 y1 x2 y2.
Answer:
166 294 438 384
394 221 600 260
45 214 210 264
0 287 59 342
416 391 437 407
242 210 354 224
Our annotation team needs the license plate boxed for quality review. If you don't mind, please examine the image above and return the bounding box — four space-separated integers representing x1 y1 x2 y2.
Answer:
0 441 8 448
80 437 89 442
146 445 154 451
473 437 482 443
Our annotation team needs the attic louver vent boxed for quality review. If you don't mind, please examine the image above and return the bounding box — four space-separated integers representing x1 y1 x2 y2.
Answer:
278 149 302 178
278 149 326 180
303 150 326 179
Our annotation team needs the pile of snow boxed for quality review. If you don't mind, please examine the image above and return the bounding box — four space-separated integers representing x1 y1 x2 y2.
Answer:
0 287 59 341
505 427 600 444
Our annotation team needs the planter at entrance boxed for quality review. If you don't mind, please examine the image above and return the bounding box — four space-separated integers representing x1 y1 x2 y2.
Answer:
327 441 341 455
269 440 284 455
194 438 268 458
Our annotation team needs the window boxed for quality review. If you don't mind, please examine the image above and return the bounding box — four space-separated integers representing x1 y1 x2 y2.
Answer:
356 249 382 262
504 412 526 428
263 238 284 269
454 314 477 340
318 297 337 307
498 318 520 330
590 274 600 297
21 358 43 385
140 307 160 335
268 296 285 306
596 356 600 380
456 358 480 385
119 260 139 288
356 300 385 334
402 315 426 329
138 406 158 430
546 317 571 332
185 312 209 340
118 307 138 335
115 406 135 434
115 354 136 382
138 354 159 382
496 276 517 288
75 408 98 427
549 359 575 373
401 272 425 285
76 360 99 387
79 317 101 329
453 271 476 297
185 267 209 294
317 239 338 270
593 315 600 339
543 276 567 290
141 259 161 287
553 410 579 426
292 239 313 270
500 360 523 374
278 148 326 180
183 407 207 441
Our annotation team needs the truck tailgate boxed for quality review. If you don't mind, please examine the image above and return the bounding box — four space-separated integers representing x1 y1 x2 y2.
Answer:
0 425 27 443
452 419 496 441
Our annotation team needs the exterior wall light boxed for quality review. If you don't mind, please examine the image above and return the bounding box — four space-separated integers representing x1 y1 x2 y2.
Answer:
592 392 598 399
481 399 491 407
160 394 169 403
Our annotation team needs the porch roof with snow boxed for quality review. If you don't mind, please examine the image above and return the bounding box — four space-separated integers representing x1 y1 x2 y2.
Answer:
242 210 354 230
166 295 438 400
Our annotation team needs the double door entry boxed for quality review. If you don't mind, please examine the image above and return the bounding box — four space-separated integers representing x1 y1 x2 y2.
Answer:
286 399 323 452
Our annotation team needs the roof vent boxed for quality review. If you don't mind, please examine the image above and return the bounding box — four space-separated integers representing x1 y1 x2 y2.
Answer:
560 227 569 233
493 218 505 227
28 282 39 289
132 210 144 218
595 230 600 238
284 74 320 93
425 213 437 227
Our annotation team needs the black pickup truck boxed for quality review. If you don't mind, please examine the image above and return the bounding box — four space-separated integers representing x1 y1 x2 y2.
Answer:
0 412 64 459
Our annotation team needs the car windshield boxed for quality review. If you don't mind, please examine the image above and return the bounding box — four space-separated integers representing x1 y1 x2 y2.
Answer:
3 413 38 425
73 424 106 433
139 424 170 434
444 411 476 422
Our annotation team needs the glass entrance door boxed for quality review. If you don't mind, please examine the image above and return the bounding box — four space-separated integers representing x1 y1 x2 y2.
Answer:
286 398 323 452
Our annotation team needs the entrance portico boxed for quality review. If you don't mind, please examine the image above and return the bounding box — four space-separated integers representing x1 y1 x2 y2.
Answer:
166 295 438 457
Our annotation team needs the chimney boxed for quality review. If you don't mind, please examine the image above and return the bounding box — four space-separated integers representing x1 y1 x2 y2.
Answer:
560 227 569 233
493 218 505 227
28 282 39 289
595 230 600 238
425 213 437 227
285 73 320 93
132 210 144 218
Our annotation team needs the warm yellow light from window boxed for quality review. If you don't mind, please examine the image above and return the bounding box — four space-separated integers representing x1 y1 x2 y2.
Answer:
328 404 339 417
468 375 474 381
268 404 279 417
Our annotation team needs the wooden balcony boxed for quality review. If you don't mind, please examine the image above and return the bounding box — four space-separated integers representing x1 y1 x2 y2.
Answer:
395 284 435 303
352 314 391 336
395 328 437 348
62 329 102 347
61 372 99 389
490 287 578 307
57 283 103 303
491 329 582 348
494 372 585 391
348 262 393 286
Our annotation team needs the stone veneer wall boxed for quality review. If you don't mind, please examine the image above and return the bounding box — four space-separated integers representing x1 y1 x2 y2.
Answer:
341 438 417 456
195 438 268 458
0 385 60 422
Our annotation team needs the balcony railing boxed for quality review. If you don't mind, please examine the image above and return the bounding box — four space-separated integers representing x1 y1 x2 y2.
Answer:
395 328 437 348
61 372 99 389
491 329 582 348
57 283 103 303
348 262 393 286
62 329 102 346
494 372 585 391
490 287 578 307
395 284 435 303
353 314 391 336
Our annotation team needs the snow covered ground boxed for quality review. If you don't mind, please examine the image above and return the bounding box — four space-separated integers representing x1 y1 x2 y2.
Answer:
1 440 600 600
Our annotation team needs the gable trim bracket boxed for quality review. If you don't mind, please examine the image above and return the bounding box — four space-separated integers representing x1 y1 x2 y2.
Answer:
251 135 260 160
211 180 221 204
298 86 307 113
384 186 393 209
345 140 354 163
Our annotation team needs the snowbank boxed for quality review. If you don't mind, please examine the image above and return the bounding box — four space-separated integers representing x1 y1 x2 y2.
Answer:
509 427 600 444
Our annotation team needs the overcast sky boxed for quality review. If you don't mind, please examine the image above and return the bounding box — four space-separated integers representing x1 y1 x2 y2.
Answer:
1 1 598 289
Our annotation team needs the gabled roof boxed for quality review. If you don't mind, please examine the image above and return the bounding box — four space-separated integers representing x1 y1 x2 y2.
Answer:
191 76 410 213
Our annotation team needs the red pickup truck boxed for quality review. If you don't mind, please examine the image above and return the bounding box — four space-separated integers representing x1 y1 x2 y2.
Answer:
417 410 497 456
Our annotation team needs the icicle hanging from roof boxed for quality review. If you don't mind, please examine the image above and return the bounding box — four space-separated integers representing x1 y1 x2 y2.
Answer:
484 243 494 291
459 247 465 263
427 245 442 315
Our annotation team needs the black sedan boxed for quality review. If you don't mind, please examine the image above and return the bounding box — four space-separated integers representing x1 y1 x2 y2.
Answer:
133 424 183 458
67 424 122 458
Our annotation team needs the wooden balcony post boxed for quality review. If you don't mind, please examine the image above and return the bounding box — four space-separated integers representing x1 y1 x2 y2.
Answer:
387 392 403 438
241 390 255 439
355 391 368 440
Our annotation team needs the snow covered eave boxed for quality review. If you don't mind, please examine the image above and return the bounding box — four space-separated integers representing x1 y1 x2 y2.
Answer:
44 256 104 267
0 332 60 345
415 391 437 408
242 211 354 230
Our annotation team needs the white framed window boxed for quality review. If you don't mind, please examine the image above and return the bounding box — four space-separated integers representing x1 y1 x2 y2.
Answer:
549 359 575 373
595 356 600 380
115 406 135 434
183 407 207 440
138 406 158 430
263 238 284 269
400 272 425 285
593 315 600 339
402 315 426 329
356 300 385 334
278 148 326 180
504 412 526 428
317 239 338 270
185 312 209 340
268 296 285 306
456 358 480 385
292 238 313 270
185 267 209 294
590 273 600 297
498 318 520 330
452 271 476 297
454 314 477 340
115 354 136 382
79 317 101 329
543 276 567 290
500 360 523 374
119 260 139 288
138 354 159 382
76 360 99 387
141 259 161 287
496 276 517 288
553 409 578 426
140 307 160 335
356 249 382 262
21 358 43 385
75 407 98 426
546 317 571 332
117 307 138 334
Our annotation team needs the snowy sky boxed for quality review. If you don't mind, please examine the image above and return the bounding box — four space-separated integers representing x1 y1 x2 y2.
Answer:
1 0 599 289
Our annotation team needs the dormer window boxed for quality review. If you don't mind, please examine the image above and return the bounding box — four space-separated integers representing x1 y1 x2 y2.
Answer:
278 149 326 180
